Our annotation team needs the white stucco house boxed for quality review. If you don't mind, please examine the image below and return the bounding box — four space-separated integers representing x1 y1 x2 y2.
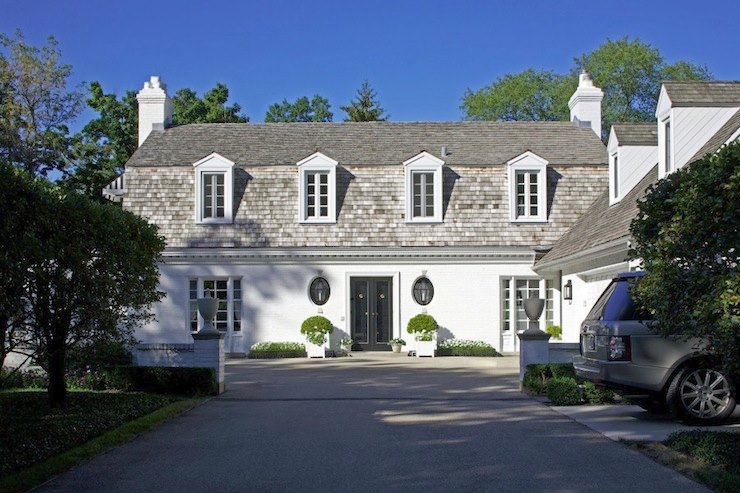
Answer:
534 80 740 342
111 75 739 356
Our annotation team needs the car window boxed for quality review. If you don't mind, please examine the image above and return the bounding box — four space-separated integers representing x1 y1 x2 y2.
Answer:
587 279 652 321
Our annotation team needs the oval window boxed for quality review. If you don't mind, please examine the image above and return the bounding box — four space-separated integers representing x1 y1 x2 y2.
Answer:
309 277 330 305
412 277 434 305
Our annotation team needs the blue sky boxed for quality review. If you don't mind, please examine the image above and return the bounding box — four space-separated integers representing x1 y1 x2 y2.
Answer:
2 0 738 125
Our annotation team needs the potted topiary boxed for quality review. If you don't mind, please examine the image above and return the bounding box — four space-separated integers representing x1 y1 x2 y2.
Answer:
389 338 406 353
407 313 438 357
301 315 333 358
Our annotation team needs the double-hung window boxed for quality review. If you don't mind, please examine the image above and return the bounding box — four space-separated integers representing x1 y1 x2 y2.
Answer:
188 277 242 333
297 152 337 223
404 151 444 223
501 277 555 333
194 153 235 224
507 151 548 223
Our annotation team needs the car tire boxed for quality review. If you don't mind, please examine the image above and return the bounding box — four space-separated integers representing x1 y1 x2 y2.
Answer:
666 365 736 425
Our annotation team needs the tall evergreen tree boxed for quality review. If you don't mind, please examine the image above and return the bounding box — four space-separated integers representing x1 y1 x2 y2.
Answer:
341 81 388 122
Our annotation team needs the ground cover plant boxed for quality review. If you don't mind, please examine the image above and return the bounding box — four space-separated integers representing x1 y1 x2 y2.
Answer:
436 339 501 356
630 431 740 493
248 341 307 359
0 391 182 476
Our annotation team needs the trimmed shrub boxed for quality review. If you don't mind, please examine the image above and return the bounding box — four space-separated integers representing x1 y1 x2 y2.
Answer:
582 381 615 404
113 366 217 396
546 376 581 405
436 339 501 356
300 316 334 345
522 363 576 394
407 314 438 340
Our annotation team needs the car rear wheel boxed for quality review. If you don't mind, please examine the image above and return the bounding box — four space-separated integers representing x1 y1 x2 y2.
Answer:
667 366 736 425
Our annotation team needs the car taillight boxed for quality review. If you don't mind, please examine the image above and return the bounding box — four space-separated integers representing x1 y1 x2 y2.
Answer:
608 336 631 361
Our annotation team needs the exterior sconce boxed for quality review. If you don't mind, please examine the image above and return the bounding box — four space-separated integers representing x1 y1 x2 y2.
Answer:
563 280 573 301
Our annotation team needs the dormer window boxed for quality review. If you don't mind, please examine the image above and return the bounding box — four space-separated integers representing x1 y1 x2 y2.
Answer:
404 151 444 223
508 151 548 223
297 152 337 223
194 153 234 224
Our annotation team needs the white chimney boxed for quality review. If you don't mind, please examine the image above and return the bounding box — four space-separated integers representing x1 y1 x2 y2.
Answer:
569 72 604 137
136 76 173 146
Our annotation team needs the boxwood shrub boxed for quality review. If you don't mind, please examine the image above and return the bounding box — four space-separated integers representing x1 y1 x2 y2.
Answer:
546 376 581 406
522 363 576 394
113 366 217 396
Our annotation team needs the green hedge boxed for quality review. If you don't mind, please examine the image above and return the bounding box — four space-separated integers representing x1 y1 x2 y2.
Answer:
546 376 581 405
436 347 501 357
522 363 576 394
113 367 217 396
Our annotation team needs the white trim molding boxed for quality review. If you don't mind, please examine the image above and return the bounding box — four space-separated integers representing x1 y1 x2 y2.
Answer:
193 152 235 224
507 151 548 223
403 151 444 223
297 152 338 224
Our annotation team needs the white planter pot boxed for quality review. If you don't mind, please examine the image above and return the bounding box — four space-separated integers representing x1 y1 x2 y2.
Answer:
416 340 436 358
306 341 326 358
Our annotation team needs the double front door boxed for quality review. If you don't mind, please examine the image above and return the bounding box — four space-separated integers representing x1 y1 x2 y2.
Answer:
350 277 392 351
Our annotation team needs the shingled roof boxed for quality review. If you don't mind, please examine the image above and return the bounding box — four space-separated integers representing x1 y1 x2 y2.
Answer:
688 109 740 164
663 81 740 107
612 123 657 146
535 165 659 269
126 121 607 168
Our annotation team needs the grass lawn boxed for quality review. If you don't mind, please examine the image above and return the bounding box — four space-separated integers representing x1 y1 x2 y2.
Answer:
0 390 202 493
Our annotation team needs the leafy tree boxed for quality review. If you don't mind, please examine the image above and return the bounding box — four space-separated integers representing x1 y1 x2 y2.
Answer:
462 37 711 138
462 69 573 121
0 165 165 405
629 141 740 377
575 37 710 133
341 81 388 122
172 83 248 125
0 30 84 176
65 81 248 200
264 95 333 122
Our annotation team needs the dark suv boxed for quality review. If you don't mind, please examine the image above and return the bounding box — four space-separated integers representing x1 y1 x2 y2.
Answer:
573 271 737 424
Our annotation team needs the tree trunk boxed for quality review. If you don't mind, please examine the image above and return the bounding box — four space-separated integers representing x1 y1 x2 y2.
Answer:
47 339 67 407
0 315 7 370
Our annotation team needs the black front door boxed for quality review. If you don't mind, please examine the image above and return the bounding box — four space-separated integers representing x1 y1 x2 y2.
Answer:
350 277 392 351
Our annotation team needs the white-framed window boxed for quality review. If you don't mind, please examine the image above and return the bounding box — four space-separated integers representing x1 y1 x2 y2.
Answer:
188 277 242 333
403 151 444 223
610 152 620 201
501 277 555 333
663 118 672 174
507 151 548 222
193 153 235 224
297 152 337 223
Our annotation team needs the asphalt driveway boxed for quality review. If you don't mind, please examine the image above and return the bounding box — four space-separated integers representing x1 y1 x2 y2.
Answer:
36 354 709 492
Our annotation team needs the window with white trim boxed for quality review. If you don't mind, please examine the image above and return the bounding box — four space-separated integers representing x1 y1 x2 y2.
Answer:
508 151 548 222
194 153 234 224
501 277 554 333
404 151 444 223
188 277 242 333
297 152 337 223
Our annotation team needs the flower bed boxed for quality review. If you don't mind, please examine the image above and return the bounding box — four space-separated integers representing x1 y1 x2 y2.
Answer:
436 339 501 356
247 342 307 359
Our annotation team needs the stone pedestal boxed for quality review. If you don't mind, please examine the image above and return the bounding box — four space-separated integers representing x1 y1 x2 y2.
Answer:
517 328 552 383
192 331 225 394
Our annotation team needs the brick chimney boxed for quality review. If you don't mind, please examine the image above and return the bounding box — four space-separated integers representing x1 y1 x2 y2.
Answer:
136 76 173 146
569 72 604 137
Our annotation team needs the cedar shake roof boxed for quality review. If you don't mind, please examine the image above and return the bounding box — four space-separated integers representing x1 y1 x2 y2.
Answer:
535 165 659 267
687 109 740 164
663 81 740 107
126 121 607 168
612 123 658 146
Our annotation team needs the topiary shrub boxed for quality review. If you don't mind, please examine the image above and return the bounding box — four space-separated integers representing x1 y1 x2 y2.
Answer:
546 376 581 405
406 314 438 340
300 316 334 345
